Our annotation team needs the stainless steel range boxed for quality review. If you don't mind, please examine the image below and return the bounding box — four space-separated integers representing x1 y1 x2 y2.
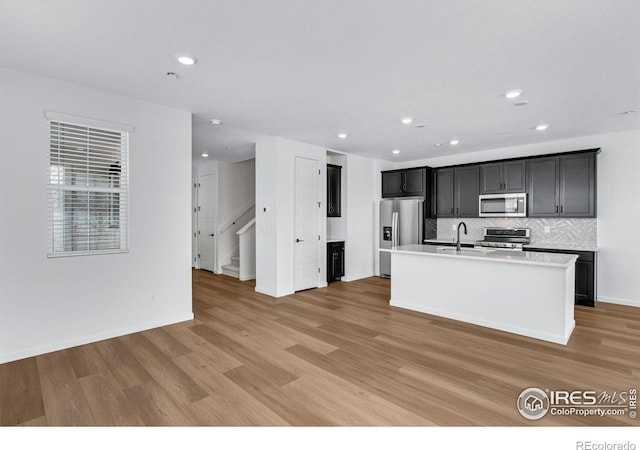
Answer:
475 227 530 251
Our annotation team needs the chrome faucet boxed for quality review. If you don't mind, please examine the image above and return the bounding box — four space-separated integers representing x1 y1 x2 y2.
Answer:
456 222 467 251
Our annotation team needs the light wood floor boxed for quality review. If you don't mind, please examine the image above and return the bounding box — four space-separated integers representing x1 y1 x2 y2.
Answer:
1 270 639 426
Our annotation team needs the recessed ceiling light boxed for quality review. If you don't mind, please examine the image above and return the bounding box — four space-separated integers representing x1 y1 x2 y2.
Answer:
535 124 550 131
401 117 413 125
176 54 197 65
165 72 178 79
617 110 638 115
225 146 233 150
434 143 442 147
201 153 209 158
392 149 400 154
450 139 460 145
415 123 426 128
337 133 348 139
504 89 523 99
210 119 222 126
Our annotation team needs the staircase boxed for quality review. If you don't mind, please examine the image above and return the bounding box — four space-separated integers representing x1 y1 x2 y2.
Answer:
221 256 240 278
220 218 256 281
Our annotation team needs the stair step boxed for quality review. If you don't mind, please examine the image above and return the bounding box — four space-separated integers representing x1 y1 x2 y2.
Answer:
231 256 240 264
221 264 239 279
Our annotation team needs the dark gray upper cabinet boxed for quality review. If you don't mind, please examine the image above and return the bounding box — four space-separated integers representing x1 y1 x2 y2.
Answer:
454 165 479 217
527 157 559 217
327 164 341 217
435 168 454 217
402 168 425 195
527 153 596 217
559 153 596 217
434 166 478 217
381 168 425 198
381 171 403 197
480 161 526 194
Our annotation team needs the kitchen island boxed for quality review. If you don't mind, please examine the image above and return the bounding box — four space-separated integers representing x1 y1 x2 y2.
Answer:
380 244 578 345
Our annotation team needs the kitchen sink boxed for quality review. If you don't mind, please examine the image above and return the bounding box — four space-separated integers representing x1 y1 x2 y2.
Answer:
436 246 496 253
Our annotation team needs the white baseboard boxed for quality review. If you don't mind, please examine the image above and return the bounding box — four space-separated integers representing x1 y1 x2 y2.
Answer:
0 312 194 365
342 272 375 282
254 286 276 297
597 296 640 308
391 299 573 345
254 286 294 298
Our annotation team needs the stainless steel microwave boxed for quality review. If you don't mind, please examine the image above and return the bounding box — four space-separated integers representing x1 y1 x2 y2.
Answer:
479 193 527 217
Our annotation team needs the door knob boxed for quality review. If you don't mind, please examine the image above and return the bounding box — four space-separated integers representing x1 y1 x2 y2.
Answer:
209 233 214 236
296 238 304 243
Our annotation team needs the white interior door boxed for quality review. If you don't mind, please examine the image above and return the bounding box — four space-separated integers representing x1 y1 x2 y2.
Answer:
192 176 198 267
294 157 320 291
198 173 216 272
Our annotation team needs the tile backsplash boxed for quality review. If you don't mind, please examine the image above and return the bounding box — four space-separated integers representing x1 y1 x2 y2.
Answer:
436 218 597 251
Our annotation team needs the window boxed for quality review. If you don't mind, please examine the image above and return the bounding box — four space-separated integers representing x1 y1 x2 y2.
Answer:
47 120 128 256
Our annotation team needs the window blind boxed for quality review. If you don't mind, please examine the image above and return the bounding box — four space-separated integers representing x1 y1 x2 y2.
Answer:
47 120 128 256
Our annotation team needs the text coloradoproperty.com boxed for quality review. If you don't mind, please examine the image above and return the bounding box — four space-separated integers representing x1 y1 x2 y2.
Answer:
551 407 628 416
576 442 636 450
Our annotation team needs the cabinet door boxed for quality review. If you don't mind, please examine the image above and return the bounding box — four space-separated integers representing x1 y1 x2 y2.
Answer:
574 260 595 306
327 165 341 217
454 165 479 217
382 171 404 198
479 163 503 194
435 168 454 217
338 244 345 277
502 160 526 192
559 154 595 217
402 168 425 196
527 157 559 217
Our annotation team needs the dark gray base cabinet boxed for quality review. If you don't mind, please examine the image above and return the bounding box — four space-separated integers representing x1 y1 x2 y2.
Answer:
327 241 345 282
525 247 596 307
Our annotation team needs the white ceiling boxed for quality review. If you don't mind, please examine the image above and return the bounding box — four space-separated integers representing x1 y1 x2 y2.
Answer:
2 0 639 162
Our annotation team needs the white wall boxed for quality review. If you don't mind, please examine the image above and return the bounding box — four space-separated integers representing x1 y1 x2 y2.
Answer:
255 137 327 297
0 68 193 363
378 130 640 307
343 153 377 281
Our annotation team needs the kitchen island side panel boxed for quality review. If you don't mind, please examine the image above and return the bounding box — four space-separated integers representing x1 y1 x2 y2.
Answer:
388 251 575 344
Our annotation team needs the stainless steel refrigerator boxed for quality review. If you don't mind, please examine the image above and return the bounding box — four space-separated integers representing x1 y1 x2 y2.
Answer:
379 197 423 278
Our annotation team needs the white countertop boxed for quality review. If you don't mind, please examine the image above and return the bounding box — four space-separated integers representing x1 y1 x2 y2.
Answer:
424 239 477 246
381 244 578 268
327 238 345 243
523 243 598 252
425 239 597 252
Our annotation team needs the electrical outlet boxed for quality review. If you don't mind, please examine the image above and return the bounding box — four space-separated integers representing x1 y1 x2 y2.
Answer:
452 224 457 230
544 226 550 234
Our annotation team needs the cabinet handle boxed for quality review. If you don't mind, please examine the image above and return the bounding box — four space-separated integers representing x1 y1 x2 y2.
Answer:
555 205 558 213
450 207 454 214
456 207 459 215
560 205 563 213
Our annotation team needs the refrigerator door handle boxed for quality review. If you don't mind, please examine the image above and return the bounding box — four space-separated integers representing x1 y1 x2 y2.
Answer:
392 212 399 247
